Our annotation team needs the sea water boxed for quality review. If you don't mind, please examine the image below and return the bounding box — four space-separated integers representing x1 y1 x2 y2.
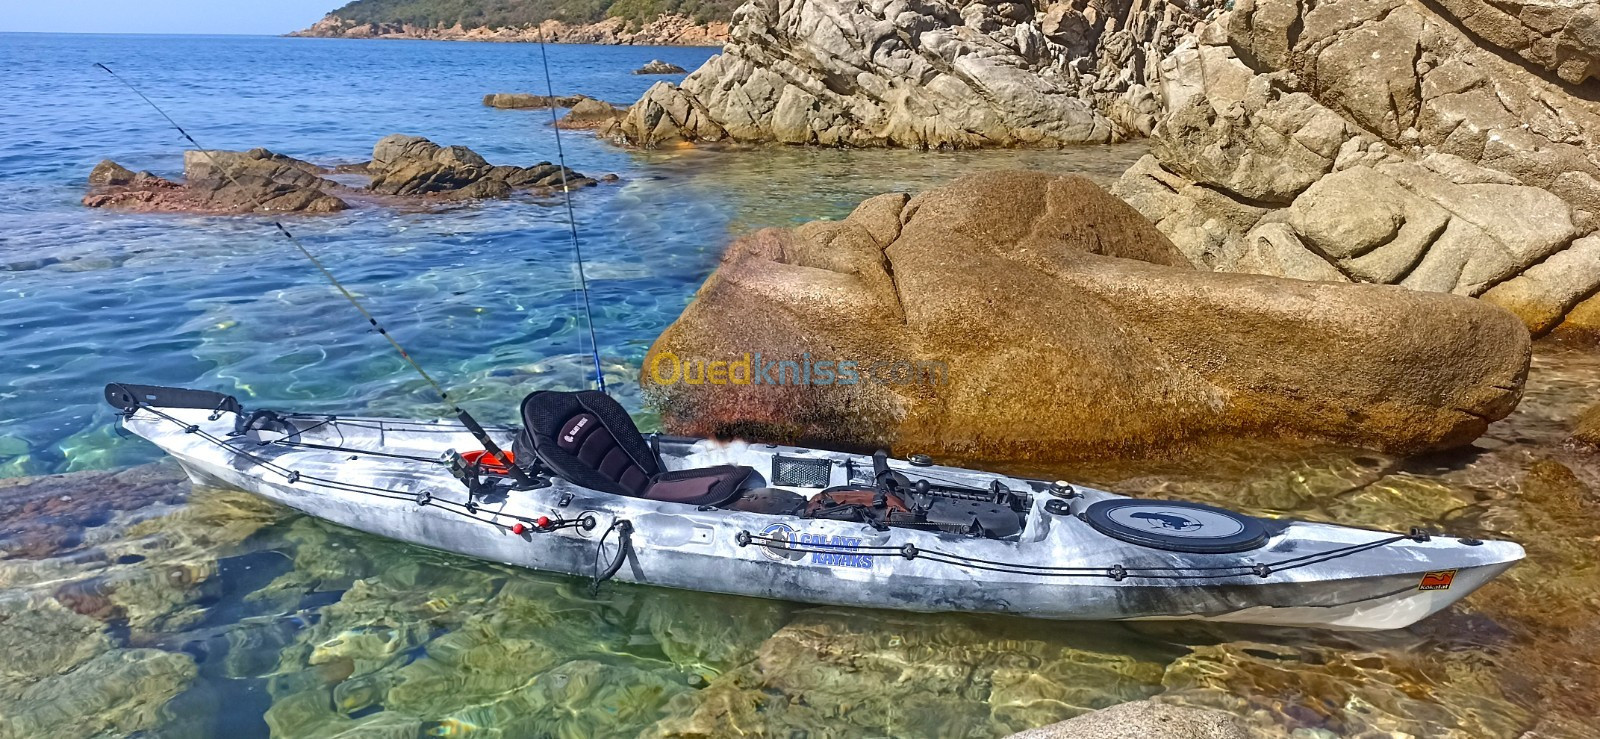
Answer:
0 32 1144 477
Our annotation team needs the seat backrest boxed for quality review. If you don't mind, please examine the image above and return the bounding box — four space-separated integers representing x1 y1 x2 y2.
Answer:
515 390 661 497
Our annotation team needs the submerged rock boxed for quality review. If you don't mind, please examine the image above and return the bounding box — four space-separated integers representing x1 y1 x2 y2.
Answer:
633 59 687 75
1005 700 1247 739
366 134 598 198
616 0 1224 147
643 171 1530 461
1572 403 1600 447
1114 0 1600 336
646 608 1172 737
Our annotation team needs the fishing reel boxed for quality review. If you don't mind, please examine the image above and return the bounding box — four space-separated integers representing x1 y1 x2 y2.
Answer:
445 448 549 506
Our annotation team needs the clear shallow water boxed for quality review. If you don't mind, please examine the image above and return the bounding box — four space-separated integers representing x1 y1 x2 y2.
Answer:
4 32 1596 739
0 32 1145 477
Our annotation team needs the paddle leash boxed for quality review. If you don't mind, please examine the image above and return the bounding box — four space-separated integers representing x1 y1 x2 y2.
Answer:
95 62 538 489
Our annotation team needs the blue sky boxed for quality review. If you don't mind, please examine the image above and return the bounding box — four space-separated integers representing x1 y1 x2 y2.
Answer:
2 1 338 35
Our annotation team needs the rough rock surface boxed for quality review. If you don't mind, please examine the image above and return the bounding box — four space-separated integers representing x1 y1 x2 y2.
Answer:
366 134 598 198
84 140 609 214
1114 0 1600 336
557 98 629 130
1005 700 1249 739
634 59 688 74
643 171 1530 461
618 0 1225 148
291 14 729 46
483 93 589 109
83 149 347 214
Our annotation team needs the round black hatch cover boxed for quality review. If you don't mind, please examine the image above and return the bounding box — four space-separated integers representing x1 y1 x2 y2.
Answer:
1082 499 1268 554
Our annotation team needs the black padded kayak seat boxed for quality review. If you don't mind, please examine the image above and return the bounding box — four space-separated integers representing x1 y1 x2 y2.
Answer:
514 390 757 507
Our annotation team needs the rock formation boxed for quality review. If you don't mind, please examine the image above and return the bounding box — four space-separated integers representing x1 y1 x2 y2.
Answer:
634 59 688 74
366 134 597 198
643 171 1530 462
556 98 628 130
1112 0 1600 337
84 139 609 214
616 0 1225 148
291 14 729 46
483 93 589 109
82 149 347 214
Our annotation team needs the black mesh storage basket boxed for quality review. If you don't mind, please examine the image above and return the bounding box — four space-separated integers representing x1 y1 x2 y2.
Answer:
771 454 833 488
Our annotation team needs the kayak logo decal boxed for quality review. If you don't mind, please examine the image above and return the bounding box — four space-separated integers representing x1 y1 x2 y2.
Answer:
755 524 872 569
1418 569 1457 591
796 533 873 569
1129 511 1202 531
757 523 805 562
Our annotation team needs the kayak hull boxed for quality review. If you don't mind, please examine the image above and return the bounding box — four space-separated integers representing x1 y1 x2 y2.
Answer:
125 404 1522 631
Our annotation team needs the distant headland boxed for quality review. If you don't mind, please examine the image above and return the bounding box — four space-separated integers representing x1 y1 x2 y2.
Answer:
288 0 730 45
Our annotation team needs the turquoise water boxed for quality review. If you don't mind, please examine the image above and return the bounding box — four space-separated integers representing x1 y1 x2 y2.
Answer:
0 33 1145 477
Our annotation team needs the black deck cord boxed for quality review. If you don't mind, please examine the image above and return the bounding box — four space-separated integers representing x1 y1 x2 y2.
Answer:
133 402 553 531
590 519 633 595
129 398 1422 584
533 33 606 394
739 531 1415 580
94 63 537 491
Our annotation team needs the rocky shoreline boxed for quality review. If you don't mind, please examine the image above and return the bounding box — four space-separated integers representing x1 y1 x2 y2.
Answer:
554 0 1600 341
289 13 728 46
611 0 1223 147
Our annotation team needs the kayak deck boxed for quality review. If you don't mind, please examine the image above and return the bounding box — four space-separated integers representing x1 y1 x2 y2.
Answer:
115 398 1524 630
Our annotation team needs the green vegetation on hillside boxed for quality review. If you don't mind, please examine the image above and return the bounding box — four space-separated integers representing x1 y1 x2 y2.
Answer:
326 0 739 28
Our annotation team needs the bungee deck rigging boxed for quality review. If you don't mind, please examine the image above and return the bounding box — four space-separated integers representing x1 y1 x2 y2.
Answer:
110 383 1502 616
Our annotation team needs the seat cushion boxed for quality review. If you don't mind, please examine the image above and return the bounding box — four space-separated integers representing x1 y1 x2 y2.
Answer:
516 390 661 497
645 465 758 507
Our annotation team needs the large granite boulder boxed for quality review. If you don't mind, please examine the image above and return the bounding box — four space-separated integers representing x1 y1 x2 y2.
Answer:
83 149 347 214
365 135 597 198
1114 0 1600 336
643 171 1530 461
617 0 1226 148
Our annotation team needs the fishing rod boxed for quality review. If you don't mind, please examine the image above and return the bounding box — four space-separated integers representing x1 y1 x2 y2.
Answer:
533 33 608 395
95 62 539 489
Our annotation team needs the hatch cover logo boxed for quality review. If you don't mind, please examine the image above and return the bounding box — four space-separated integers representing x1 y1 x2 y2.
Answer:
757 523 806 562
1418 569 1457 591
1130 511 1203 531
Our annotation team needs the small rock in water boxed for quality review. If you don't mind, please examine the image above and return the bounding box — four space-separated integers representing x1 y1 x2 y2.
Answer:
633 59 687 75
83 149 347 214
366 134 602 198
482 92 587 109
556 98 628 132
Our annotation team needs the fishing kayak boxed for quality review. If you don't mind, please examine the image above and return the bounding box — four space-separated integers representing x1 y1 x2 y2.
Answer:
107 383 1522 631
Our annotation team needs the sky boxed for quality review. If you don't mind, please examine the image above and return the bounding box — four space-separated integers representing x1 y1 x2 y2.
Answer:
1 0 339 35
